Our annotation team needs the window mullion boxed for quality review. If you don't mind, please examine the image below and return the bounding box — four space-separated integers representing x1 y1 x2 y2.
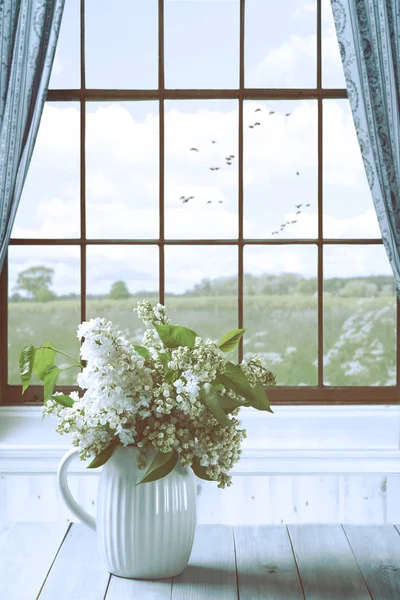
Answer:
159 0 165 305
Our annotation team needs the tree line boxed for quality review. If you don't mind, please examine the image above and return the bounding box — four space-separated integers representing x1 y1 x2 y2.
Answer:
8 266 396 302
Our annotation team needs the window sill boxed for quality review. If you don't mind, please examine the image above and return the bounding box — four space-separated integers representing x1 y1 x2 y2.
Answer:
1 405 399 475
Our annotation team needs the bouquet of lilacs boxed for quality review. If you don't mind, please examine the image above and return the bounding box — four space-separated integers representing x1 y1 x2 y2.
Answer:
20 301 275 488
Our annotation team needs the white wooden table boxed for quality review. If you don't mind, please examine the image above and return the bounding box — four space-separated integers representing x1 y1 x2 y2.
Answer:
1 523 400 599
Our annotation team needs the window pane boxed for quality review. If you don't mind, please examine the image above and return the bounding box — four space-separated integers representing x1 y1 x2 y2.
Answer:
164 0 239 89
322 0 346 88
86 102 159 239
323 245 396 386
244 100 317 239
11 103 80 239
165 245 238 352
86 245 159 339
165 100 238 239
244 245 318 385
8 246 81 384
85 0 158 89
245 0 316 88
49 0 80 89
323 100 380 238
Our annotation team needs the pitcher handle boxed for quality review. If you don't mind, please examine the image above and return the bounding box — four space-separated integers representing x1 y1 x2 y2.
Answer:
57 448 96 531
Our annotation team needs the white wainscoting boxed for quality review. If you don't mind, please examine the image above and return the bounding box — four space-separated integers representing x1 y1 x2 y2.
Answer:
1 405 399 524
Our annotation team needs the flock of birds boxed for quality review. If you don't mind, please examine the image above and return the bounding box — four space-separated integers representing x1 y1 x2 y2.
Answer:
270 203 311 235
179 106 312 234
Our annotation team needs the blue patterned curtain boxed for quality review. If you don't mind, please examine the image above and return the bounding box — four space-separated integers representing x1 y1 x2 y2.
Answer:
331 0 400 296
0 0 65 272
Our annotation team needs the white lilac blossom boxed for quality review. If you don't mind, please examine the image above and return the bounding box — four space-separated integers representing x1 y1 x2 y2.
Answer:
42 300 275 488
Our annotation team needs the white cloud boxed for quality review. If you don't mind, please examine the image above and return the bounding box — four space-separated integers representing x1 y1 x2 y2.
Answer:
11 97 390 293
294 1 317 18
51 53 63 76
250 33 316 88
249 0 345 88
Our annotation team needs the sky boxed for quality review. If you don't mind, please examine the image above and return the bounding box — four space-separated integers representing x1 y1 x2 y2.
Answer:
8 0 394 296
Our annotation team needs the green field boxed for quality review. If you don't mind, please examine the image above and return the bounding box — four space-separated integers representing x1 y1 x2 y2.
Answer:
8 295 396 387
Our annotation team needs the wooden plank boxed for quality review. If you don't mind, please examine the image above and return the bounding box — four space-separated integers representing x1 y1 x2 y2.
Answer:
288 524 371 600
234 525 304 600
171 525 237 600
0 522 68 600
343 525 400 600
38 524 110 600
106 574 172 600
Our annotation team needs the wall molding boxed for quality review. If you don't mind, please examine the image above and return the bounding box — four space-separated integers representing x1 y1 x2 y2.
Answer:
1 405 399 476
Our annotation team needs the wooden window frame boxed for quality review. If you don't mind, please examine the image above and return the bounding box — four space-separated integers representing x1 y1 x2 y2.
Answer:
1 0 399 406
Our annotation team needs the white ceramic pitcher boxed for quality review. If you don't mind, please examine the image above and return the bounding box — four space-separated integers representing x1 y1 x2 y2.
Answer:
57 446 197 579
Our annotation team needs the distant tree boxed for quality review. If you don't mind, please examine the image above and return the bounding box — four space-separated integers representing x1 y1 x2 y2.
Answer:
109 280 130 300
14 266 56 301
295 277 317 295
341 280 378 298
9 292 23 303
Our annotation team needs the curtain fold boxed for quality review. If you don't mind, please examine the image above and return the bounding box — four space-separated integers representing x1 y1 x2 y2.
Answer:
331 0 400 296
0 0 65 272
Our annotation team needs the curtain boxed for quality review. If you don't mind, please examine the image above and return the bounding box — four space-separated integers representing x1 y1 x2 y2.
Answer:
331 0 400 296
0 0 65 272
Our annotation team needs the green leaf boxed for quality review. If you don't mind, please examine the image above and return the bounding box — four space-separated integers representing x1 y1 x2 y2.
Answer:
217 363 274 414
216 362 274 413
87 437 120 469
33 342 56 380
136 450 178 485
191 457 216 482
157 351 170 369
157 351 175 384
154 323 198 349
224 362 251 387
216 362 255 402
51 394 75 408
249 381 274 413
217 394 248 414
20 345 36 394
200 383 231 427
43 365 61 401
218 328 246 353
133 345 149 359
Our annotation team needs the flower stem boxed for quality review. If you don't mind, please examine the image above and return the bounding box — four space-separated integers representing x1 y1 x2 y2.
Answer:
38 346 82 368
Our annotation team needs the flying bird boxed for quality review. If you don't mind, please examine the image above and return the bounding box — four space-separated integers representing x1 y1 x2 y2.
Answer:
207 201 212 204
296 210 301 215
291 220 297 224
249 125 254 129
296 171 300 175
295 204 302 208
226 161 232 165
190 147 199 152
305 203 310 207
218 200 223 203
269 111 275 115
182 198 189 203
255 108 261 112
255 122 261 126
187 196 194 200
211 140 217 144
180 195 185 200
285 113 291 116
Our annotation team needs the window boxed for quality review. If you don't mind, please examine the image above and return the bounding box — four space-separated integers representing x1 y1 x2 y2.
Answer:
1 0 399 406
